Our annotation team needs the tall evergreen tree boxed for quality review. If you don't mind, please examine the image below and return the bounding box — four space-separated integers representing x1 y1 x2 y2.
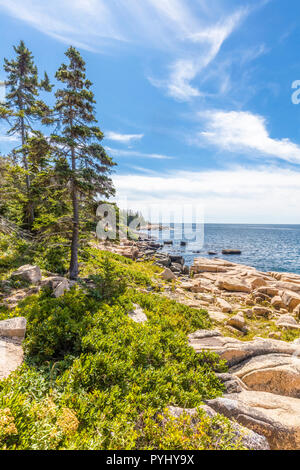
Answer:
24 133 71 234
53 47 115 280
0 40 52 229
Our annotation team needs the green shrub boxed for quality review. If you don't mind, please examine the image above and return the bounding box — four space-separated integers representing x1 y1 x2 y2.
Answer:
18 288 97 362
139 408 246 450
81 247 161 288
0 237 240 450
86 256 127 303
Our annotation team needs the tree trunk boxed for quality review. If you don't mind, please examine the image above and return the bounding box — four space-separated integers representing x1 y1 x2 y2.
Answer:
69 146 79 280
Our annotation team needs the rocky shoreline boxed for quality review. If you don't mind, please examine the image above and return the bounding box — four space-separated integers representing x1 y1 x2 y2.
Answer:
93 237 300 449
2 238 300 450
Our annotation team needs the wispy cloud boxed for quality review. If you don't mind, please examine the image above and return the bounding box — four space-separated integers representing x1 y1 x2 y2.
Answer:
105 131 144 144
149 59 202 102
106 146 174 160
0 1 259 102
0 126 19 143
195 110 300 163
0 135 18 143
113 166 300 223
148 8 247 101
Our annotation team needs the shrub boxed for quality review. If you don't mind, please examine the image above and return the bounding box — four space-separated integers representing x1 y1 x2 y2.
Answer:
18 288 97 362
86 255 127 303
139 408 246 450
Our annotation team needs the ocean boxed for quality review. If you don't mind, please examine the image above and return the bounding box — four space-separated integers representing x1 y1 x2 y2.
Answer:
145 224 300 274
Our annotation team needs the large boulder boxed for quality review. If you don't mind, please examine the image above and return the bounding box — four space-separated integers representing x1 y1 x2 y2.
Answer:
255 286 279 297
0 338 24 380
160 268 176 281
188 330 300 367
191 258 233 274
11 265 42 284
226 313 247 332
282 290 300 312
216 277 251 293
41 276 70 298
0 317 26 340
275 316 300 331
230 354 300 398
206 391 300 450
53 279 70 298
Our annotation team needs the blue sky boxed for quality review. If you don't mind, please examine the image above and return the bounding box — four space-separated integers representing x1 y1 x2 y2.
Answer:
0 0 300 223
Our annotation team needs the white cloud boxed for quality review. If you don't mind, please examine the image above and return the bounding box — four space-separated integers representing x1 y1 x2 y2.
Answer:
0 126 19 144
0 0 237 51
0 1 249 99
112 166 300 223
106 147 174 160
149 59 202 102
105 132 144 144
149 9 247 101
197 110 300 163
0 135 18 143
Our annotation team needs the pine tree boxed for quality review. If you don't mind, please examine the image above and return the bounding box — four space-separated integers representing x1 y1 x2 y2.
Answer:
0 40 52 229
24 133 71 234
53 47 116 280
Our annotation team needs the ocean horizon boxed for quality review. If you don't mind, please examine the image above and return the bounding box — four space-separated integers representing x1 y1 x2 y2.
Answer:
143 223 300 274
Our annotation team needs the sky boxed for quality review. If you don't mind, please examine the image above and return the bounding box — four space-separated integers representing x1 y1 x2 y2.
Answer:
0 0 300 223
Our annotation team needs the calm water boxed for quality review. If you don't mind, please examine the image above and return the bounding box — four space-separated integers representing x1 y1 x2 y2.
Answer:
146 224 300 274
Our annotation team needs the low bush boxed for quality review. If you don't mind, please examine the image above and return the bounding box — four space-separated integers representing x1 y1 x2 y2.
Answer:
0 242 241 450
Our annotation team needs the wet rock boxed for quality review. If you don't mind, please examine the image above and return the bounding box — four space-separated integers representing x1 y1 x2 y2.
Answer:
182 265 190 275
154 255 171 267
169 255 184 265
170 262 183 273
222 250 241 255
